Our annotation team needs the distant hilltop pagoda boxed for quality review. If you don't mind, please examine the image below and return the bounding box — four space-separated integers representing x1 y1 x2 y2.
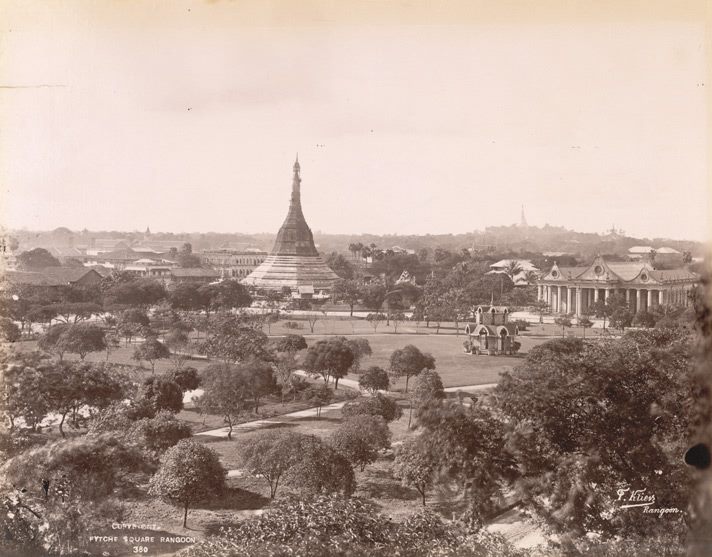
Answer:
242 156 339 297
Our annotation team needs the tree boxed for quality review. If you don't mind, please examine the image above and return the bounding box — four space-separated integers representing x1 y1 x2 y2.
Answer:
632 310 656 329
168 282 209 314
273 334 307 353
591 292 628 330
0 317 21 343
198 363 249 439
503 261 523 283
302 338 355 389
390 310 406 333
342 393 403 423
128 410 192 454
15 248 61 269
169 366 200 392
46 301 103 324
358 366 390 394
138 376 184 414
263 311 280 334
389 344 436 392
325 252 356 279
554 314 573 337
393 438 437 505
104 331 121 361
610 307 634 331
238 430 307 498
304 306 324 333
176 242 202 268
4 433 150 503
117 308 150 345
0 349 54 431
361 283 387 313
38 323 71 361
578 315 594 338
104 278 166 309
366 312 386 332
284 435 355 496
330 415 391 471
241 360 277 413
440 287 470 336
273 351 300 405
199 318 270 364
150 304 184 333
408 368 445 428
336 336 372 374
164 326 191 370
148 439 226 528
332 279 361 316
417 402 516 524
87 402 134 436
497 330 693 538
301 383 334 418
44 361 128 437
133 337 171 373
61 323 107 360
201 279 253 314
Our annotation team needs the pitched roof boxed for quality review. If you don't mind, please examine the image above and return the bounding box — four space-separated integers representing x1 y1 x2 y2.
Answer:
48 246 83 258
94 239 130 249
98 248 141 261
606 262 649 281
556 266 589 279
4 267 101 286
628 246 654 254
650 269 699 282
170 268 220 278
489 259 539 271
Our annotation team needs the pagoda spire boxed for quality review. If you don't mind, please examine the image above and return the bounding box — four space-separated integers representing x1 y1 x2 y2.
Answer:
292 154 301 201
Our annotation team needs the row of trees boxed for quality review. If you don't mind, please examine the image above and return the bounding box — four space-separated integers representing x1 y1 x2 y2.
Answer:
552 292 696 336
0 272 253 338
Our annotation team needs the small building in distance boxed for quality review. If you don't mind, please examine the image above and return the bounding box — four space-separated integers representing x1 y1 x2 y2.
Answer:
123 260 174 280
486 259 540 286
627 245 683 266
201 247 268 279
537 255 698 315
2 267 104 289
169 268 220 284
464 306 518 355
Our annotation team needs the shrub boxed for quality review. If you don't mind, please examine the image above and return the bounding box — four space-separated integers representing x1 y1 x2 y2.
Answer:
170 366 201 391
357 366 389 393
330 415 391 471
342 393 403 423
128 410 192 453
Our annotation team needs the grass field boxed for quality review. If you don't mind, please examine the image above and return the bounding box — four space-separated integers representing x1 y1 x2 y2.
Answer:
16 319 554 390
305 332 550 389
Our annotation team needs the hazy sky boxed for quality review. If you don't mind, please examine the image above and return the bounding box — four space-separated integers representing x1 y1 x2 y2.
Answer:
1 1 710 241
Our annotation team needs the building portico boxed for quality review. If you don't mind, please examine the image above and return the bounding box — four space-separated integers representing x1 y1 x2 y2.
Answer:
537 257 698 316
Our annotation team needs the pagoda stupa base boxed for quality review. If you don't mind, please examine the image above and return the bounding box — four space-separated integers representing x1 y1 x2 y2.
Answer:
242 254 339 291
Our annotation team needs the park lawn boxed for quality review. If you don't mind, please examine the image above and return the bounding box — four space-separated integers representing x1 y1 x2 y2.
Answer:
306 333 546 389
266 315 466 337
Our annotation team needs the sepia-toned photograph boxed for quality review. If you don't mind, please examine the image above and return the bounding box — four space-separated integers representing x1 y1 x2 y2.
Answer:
1 1 711 556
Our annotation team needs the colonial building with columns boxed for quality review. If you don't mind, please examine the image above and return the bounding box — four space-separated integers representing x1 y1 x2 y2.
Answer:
537 256 698 316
